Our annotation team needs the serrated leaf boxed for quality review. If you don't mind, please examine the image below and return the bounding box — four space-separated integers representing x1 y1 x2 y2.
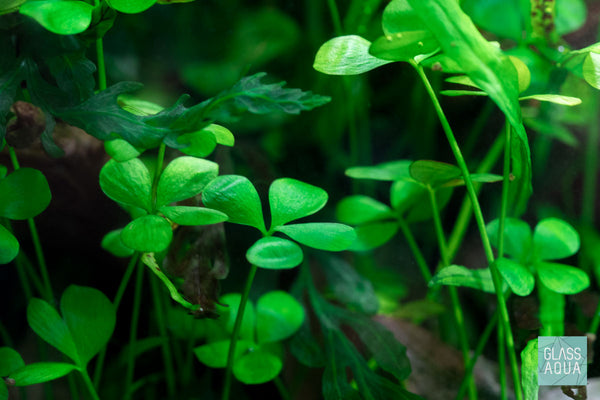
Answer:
429 265 498 293
519 94 582 106
159 206 227 226
314 35 392 76
532 218 579 260
46 52 96 104
218 293 255 341
99 158 152 211
20 0 93 35
494 258 534 296
536 262 589 294
10 362 77 386
60 285 115 366
0 224 19 264
121 215 173 252
346 160 411 181
269 178 328 229
336 195 393 225
0 168 51 220
370 31 439 62
246 236 303 269
348 221 399 251
202 175 266 233
194 340 254 368
276 223 356 251
322 256 379 314
234 350 282 384
156 157 218 207
101 229 134 258
486 218 532 262
256 291 305 344
106 0 156 14
0 348 25 376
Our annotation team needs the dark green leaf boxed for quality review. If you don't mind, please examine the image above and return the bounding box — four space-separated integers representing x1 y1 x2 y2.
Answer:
0 347 25 376
202 175 266 233
429 264 499 293
246 236 303 269
20 0 93 35
106 0 156 14
0 65 22 142
370 31 439 62
101 229 134 258
348 221 399 251
0 224 19 264
521 339 539 400
60 285 116 366
269 178 328 229
322 256 379 314
495 258 534 296
486 218 532 262
336 195 393 225
121 215 173 252
276 223 356 251
0 168 51 220
536 262 589 294
218 293 255 341
159 206 227 226
165 305 207 340
314 35 393 75
10 362 77 386
532 218 579 260
156 157 219 207
0 0 25 14
289 321 326 368
194 339 254 368
409 160 461 187
46 52 95 104
256 291 305 344
345 160 411 181
233 350 282 384
99 158 152 211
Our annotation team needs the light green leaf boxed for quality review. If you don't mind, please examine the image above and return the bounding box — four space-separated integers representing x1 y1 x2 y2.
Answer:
27 299 80 364
0 347 25 376
176 130 217 158
510 55 531 93
99 158 152 212
218 293 255 341
390 179 425 214
370 31 439 62
20 0 93 35
346 160 411 181
382 0 429 34
104 139 142 162
269 178 328 229
246 236 303 269
348 221 399 251
194 340 254 368
0 168 51 220
536 262 589 295
276 223 356 251
336 195 393 225
521 339 538 400
159 206 227 226
555 0 586 35
409 160 461 187
101 229 134 258
206 124 234 146
0 224 19 264
106 0 156 14
314 35 393 75
583 52 600 90
429 264 498 293
440 89 488 97
461 0 522 41
495 258 534 296
10 362 77 386
233 350 282 384
486 218 532 262
256 291 305 344
121 215 173 252
519 94 582 106
141 253 197 311
202 175 266 234
156 157 218 208
532 218 579 260
60 285 116 366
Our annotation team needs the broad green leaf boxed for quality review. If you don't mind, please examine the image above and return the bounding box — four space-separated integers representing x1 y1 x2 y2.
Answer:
99 158 152 211
276 223 356 251
256 291 305 344
420 53 464 73
194 340 254 368
494 258 534 296
10 362 77 386
409 160 461 187
104 139 142 162
47 52 96 104
462 0 522 41
348 221 399 251
20 0 93 35
538 283 564 336
532 218 579 260
269 178 328 229
438 173 502 188
336 195 393 225
121 215 173 252
346 160 411 181
314 35 393 76
204 124 234 146
0 168 51 220
156 157 218 207
370 31 439 62
510 55 531 93
27 299 79 364
60 285 116 366
382 0 428 34
176 129 217 158
159 206 227 226
106 0 156 14
246 236 303 269
429 264 498 293
218 293 255 341
486 218 532 262
536 262 589 294
521 339 538 400
582 52 600 90
519 94 582 106
0 348 25 376
555 0 586 36
202 175 266 233
233 350 282 384
0 224 19 264
101 229 134 258
390 179 425 214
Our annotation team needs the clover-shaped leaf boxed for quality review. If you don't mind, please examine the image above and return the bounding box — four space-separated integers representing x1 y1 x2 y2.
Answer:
20 0 94 35
537 262 589 295
0 224 19 264
348 222 399 252
246 237 303 270
0 168 51 220
0 347 25 380
10 362 78 386
275 223 356 252
218 293 256 342
106 0 156 14
495 258 534 296
233 350 282 384
269 178 327 229
194 340 254 369
121 214 172 252
101 229 135 258
487 218 532 262
256 291 305 344
532 218 580 261
159 206 227 226
336 195 392 225
156 157 218 208
99 158 152 212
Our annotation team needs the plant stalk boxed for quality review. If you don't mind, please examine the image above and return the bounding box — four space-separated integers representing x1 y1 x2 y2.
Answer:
124 260 145 400
80 368 101 400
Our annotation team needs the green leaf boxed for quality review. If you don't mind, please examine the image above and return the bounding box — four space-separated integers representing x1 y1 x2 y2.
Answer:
276 223 356 251
409 160 461 187
104 139 142 162
194 340 254 368
176 129 216 158
10 362 77 386
0 224 19 264
532 218 579 260
370 31 439 62
486 218 532 261
536 262 589 294
121 215 173 252
521 339 538 400
494 258 534 296
117 94 164 115
20 0 93 35
322 256 379 314
0 168 51 220
461 0 522 41
246 236 303 269
219 293 255 341
538 283 564 336
106 0 156 14
101 229 134 258
382 0 429 34
204 124 234 146
523 118 577 147
269 178 328 229
314 35 393 76
519 94 582 106
390 179 425 214
141 253 197 311
60 285 116 366
555 0 586 36
202 175 266 233
0 0 26 14
159 206 227 226
336 195 393 225
99 158 152 212
583 52 600 89
256 291 305 344
46 52 96 104
233 350 282 384
156 157 218 207
429 264 498 293
27 298 79 364
0 348 25 376
345 160 411 181
440 89 487 97
348 221 399 251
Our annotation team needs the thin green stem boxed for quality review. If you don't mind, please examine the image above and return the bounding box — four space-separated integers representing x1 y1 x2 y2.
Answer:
222 263 259 400
498 321 507 400
96 39 107 91
590 301 600 334
325 0 343 35
124 259 145 400
151 143 167 208
497 123 512 258
397 217 432 283
274 376 291 400
80 368 101 400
